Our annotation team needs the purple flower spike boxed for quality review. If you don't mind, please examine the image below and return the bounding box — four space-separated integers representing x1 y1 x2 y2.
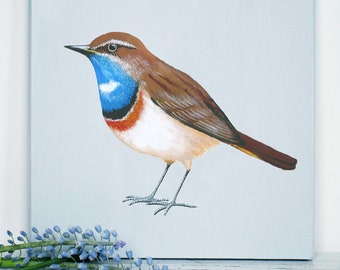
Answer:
1 225 137 270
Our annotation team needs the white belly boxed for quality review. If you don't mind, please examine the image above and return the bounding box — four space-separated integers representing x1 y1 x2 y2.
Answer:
111 95 220 164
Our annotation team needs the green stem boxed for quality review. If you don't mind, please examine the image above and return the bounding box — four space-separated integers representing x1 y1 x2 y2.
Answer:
0 258 123 270
0 240 114 253
0 258 65 269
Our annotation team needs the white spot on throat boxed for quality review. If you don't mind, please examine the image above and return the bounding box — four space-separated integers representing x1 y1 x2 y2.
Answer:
99 80 120 93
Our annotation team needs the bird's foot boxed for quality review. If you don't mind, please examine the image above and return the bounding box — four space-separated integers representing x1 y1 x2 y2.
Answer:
149 200 197 215
123 194 168 206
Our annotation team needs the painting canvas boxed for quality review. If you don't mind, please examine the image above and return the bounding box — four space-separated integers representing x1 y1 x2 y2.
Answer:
30 0 314 259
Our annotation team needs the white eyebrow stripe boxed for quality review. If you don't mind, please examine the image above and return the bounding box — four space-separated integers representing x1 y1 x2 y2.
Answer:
93 39 136 50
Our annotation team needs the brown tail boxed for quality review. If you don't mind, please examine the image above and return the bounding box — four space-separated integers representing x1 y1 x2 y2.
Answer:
232 131 297 170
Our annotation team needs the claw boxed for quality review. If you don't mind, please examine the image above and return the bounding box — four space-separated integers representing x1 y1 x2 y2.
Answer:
123 195 168 205
123 165 196 215
152 200 197 215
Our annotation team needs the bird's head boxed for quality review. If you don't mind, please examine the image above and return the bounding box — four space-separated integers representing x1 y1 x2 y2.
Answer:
65 32 156 81
65 32 156 114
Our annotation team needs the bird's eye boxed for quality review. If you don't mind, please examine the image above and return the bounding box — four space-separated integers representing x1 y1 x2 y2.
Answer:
108 43 118 53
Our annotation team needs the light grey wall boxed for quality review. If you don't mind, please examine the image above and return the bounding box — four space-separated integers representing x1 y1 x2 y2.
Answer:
0 0 29 236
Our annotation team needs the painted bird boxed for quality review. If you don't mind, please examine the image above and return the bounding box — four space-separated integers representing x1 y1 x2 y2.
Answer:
65 32 297 215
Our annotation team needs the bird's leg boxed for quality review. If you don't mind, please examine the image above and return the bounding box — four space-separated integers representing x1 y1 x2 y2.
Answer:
151 169 197 215
123 163 172 205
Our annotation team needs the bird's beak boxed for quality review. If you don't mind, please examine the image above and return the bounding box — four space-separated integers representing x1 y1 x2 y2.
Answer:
64 45 95 57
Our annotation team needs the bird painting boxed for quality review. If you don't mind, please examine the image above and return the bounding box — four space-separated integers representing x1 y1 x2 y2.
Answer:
65 32 297 215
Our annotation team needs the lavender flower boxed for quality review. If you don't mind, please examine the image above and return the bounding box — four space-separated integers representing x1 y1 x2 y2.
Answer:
0 225 167 270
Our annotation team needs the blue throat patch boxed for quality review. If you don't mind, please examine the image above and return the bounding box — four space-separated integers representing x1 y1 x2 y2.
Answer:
89 54 138 119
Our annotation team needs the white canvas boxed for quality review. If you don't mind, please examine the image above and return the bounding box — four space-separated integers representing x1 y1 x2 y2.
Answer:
30 0 314 259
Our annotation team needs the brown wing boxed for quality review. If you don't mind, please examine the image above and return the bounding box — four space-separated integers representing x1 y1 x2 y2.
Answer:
142 60 242 145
